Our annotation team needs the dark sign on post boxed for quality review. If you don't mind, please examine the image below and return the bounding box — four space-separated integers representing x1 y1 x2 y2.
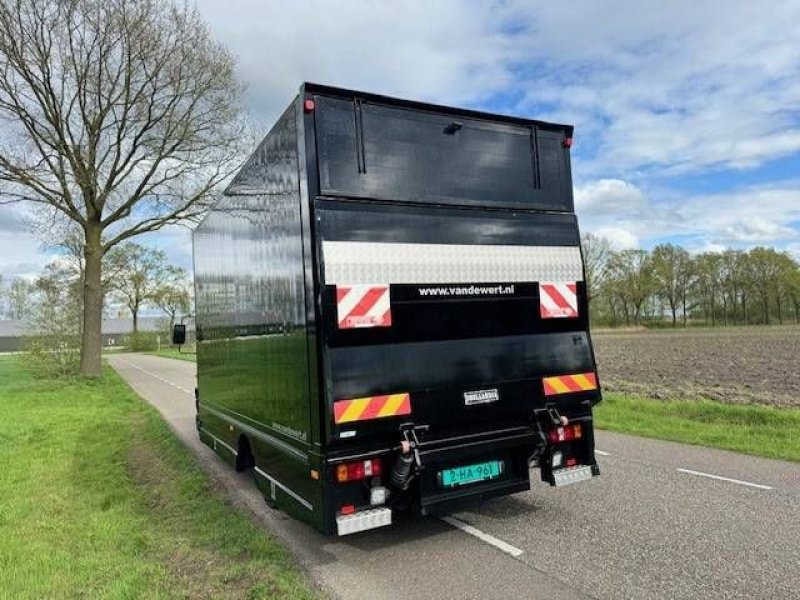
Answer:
172 324 186 346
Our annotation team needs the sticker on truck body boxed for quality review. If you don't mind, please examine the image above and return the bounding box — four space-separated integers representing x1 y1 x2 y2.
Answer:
542 372 598 396
463 388 500 405
336 284 392 329
539 282 579 319
333 393 411 424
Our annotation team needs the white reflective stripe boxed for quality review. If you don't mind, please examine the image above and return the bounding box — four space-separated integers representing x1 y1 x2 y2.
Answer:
322 241 583 284
557 283 579 311
200 427 238 456
336 286 363 318
538 288 563 311
254 466 314 510
368 287 390 316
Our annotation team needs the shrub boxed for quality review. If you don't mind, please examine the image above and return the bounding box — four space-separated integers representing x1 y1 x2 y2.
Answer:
121 331 164 352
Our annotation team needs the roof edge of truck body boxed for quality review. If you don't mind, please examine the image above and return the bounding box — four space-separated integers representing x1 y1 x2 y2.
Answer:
301 82 574 135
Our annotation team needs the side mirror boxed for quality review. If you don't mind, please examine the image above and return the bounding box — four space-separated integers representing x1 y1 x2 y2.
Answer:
172 324 187 346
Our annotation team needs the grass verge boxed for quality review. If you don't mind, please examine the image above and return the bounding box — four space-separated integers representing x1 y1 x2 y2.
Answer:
147 346 197 362
594 392 800 462
0 356 317 599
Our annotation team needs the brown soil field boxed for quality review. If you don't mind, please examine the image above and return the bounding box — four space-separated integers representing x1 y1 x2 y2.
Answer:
592 326 800 407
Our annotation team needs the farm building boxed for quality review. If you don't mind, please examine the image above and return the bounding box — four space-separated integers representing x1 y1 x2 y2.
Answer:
0 317 194 353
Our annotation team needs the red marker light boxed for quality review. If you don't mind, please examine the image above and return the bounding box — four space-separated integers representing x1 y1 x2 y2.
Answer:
340 504 356 515
563 137 573 149
303 99 315 112
335 459 383 483
548 423 583 444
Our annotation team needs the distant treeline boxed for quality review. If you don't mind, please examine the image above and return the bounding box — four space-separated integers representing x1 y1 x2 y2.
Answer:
582 234 800 327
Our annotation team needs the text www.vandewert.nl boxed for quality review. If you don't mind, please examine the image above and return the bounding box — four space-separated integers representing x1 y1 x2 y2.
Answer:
416 284 515 297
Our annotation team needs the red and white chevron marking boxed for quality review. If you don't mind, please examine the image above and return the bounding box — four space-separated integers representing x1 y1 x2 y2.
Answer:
336 284 392 329
539 282 579 319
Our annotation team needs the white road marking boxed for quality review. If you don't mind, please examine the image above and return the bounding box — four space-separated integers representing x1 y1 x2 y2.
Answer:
441 516 524 558
676 468 773 490
113 357 194 396
595 450 611 456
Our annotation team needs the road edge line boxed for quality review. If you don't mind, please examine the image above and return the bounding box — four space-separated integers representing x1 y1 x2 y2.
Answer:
676 468 773 490
440 516 524 558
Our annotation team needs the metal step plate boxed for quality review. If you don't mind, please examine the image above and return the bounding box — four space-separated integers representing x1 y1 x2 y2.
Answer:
336 507 392 536
553 465 594 487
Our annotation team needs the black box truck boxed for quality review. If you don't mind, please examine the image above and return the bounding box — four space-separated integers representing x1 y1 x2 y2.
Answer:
186 83 602 536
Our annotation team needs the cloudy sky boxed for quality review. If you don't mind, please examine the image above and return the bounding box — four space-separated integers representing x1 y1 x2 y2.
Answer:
2 0 799 278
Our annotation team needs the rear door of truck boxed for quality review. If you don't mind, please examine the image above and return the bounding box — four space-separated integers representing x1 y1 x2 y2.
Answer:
311 91 600 506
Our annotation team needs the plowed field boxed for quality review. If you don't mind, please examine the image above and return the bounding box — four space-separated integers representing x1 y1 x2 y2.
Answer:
592 327 800 407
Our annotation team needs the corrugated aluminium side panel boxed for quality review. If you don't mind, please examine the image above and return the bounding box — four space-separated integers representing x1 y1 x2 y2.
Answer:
196 101 319 523
294 92 323 452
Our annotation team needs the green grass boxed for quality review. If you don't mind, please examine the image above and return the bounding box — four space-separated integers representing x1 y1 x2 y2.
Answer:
147 346 197 362
594 392 800 462
0 357 317 599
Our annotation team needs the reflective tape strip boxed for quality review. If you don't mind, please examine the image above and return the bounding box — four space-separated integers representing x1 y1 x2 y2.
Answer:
539 282 579 319
323 241 583 284
333 393 411 424
543 372 598 396
337 284 392 329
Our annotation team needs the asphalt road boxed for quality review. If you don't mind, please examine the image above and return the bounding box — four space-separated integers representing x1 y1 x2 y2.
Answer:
109 354 800 600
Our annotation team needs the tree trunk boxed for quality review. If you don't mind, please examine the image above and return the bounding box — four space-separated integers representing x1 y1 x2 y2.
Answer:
132 308 139 334
80 223 103 377
742 293 748 325
682 291 687 327
776 296 783 325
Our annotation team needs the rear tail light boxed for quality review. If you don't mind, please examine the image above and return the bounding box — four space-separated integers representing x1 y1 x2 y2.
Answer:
336 459 382 483
548 423 583 444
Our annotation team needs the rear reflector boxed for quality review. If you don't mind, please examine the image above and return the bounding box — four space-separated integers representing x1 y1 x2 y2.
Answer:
340 504 356 515
336 284 391 329
337 507 392 536
303 99 315 112
548 423 583 444
336 459 383 483
543 372 598 396
333 393 411 424
539 282 579 319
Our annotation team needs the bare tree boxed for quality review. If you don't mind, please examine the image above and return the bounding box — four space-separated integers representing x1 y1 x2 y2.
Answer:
106 242 169 334
651 243 691 327
606 249 654 326
747 247 787 325
580 232 611 305
0 0 244 375
787 268 800 324
6 276 35 319
154 265 191 333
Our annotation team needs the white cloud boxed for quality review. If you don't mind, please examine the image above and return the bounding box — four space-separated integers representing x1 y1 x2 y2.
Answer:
510 1 800 176
574 179 649 215
578 177 800 252
194 1 522 123
592 227 639 250
0 230 50 278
